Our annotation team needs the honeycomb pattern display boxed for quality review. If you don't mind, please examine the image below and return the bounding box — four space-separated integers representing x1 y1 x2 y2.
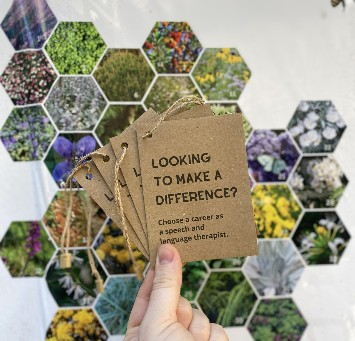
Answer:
0 8 350 339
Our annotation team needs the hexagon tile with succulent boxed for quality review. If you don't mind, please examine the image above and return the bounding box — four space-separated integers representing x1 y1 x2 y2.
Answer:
0 9 349 340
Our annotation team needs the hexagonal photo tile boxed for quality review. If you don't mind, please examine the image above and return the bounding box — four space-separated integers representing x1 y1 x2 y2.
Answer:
198 271 257 327
192 48 251 100
43 190 106 248
46 308 108 340
292 211 350 265
209 102 252 140
247 130 300 182
44 133 99 187
144 76 199 113
143 21 202 74
252 184 302 238
181 261 208 301
0 106 56 161
0 50 57 105
94 219 147 275
94 49 155 101
248 298 307 341
46 249 107 307
244 240 305 297
288 101 346 153
95 276 141 335
0 221 55 277
1 0 57 50
45 22 106 74
290 155 348 208
45 76 107 131
95 105 145 145
206 257 245 269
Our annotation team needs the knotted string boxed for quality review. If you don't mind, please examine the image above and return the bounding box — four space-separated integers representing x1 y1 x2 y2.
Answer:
142 95 205 139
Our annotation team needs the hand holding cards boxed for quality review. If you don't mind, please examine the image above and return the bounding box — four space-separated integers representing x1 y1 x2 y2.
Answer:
68 96 258 279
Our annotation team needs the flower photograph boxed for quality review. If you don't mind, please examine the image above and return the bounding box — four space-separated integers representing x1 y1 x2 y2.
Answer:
46 309 108 340
45 22 106 74
198 271 257 327
288 101 346 153
244 240 304 297
292 211 350 265
143 21 202 74
46 250 107 307
0 106 56 161
45 77 107 131
1 0 57 50
290 156 348 208
44 133 98 187
181 261 208 301
209 102 252 139
0 50 57 105
252 184 302 238
95 277 141 335
43 190 106 248
95 105 145 145
0 221 55 277
144 76 199 113
192 48 251 100
248 299 307 341
247 130 300 182
94 219 147 275
94 49 155 101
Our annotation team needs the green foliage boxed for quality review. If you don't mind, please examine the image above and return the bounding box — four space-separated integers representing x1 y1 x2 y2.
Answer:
207 257 245 269
0 221 55 277
94 49 155 101
45 22 106 74
95 277 140 335
181 261 208 301
198 271 256 327
95 105 145 145
248 299 307 340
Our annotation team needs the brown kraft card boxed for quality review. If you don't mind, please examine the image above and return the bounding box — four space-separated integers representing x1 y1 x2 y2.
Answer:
136 113 258 265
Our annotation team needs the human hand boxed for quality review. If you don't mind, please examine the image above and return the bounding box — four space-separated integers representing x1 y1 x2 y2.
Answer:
124 244 229 341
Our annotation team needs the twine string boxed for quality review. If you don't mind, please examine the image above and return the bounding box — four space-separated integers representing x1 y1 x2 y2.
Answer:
142 95 204 139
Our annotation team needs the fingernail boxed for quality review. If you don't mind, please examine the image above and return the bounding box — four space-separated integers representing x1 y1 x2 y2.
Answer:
158 245 174 265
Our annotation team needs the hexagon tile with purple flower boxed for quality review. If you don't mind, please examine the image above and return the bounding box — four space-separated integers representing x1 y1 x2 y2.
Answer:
44 133 98 187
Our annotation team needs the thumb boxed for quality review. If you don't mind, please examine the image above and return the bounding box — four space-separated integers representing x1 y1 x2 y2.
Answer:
144 244 182 323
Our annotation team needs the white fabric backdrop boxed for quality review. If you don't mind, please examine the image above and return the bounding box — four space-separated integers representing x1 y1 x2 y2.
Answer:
0 0 355 340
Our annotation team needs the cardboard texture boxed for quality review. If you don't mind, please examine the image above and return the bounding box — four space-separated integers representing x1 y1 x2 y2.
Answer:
136 114 258 264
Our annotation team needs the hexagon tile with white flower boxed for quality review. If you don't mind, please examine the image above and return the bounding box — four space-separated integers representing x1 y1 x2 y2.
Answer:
288 101 346 153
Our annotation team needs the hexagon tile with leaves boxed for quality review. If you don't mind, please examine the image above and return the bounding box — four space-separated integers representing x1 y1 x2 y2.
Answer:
0 106 56 161
0 50 57 105
247 130 300 182
95 276 141 335
44 133 100 187
181 261 208 302
46 308 108 340
288 101 346 153
192 48 251 101
0 221 55 277
244 240 305 297
1 0 57 50
46 249 107 307
248 298 307 340
198 271 257 327
143 21 203 74
252 184 302 238
45 76 107 131
144 75 200 113
43 190 106 248
45 22 107 74
292 211 350 265
290 155 348 208
94 49 155 101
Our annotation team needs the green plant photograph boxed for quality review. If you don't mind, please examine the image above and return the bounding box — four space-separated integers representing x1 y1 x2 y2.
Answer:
181 261 208 301
198 271 257 327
